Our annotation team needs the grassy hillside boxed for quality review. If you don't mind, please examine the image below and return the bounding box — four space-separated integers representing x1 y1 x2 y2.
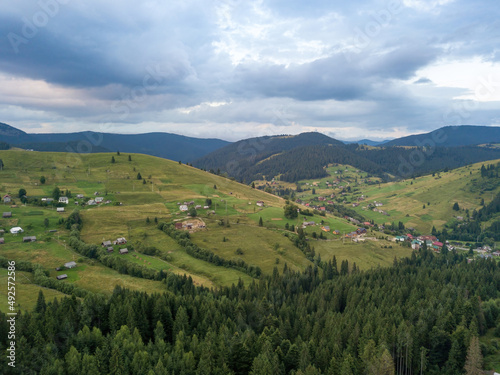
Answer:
0 150 425 313
288 159 500 234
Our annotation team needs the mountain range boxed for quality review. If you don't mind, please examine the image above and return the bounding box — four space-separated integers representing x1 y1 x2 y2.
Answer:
2 122 500 181
0 122 229 163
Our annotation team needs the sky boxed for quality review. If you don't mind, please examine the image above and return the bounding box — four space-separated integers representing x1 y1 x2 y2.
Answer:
0 0 499 142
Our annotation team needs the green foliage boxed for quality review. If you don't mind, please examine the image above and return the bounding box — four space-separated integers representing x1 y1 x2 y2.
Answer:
40 175 46 184
284 203 299 219
52 186 61 200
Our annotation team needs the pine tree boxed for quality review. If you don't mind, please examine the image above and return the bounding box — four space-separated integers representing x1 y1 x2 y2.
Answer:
137 172 142 180
34 290 46 313
128 155 132 161
464 336 483 375
111 156 115 163
259 217 263 227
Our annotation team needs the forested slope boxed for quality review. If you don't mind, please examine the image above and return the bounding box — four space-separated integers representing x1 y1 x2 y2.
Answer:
1 249 498 374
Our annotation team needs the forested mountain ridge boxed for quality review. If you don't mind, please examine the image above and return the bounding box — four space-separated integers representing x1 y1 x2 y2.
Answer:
383 125 500 147
0 122 229 162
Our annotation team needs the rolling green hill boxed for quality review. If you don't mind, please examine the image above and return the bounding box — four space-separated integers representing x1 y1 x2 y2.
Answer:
0 149 413 307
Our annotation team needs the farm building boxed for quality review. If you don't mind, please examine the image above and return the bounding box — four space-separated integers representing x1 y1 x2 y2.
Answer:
256 201 264 207
2 212 12 218
64 261 77 269
114 237 127 245
23 236 37 242
0 238 4 244
179 205 188 212
57 207 65 213
10 227 24 234
102 240 112 247
107 247 114 253
3 195 12 203
59 197 69 204
56 274 68 280
119 248 129 254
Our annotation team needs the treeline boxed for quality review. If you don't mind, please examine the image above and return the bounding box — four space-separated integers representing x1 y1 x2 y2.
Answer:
157 222 262 278
0 255 90 298
68 234 166 281
0 249 499 374
448 190 500 242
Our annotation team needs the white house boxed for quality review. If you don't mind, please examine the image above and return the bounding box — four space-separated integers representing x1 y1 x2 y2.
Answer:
179 205 188 212
64 261 77 269
57 207 65 213
87 199 96 205
59 197 69 204
10 227 24 234
3 195 12 203
256 201 264 207
95 197 104 203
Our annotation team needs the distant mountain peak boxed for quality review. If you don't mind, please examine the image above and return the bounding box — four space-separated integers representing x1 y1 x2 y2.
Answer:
0 122 27 137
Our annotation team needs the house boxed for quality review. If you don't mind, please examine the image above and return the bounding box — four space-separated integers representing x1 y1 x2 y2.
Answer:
0 238 4 244
64 261 77 269
175 222 183 229
2 212 12 218
23 236 36 242
76 194 84 199
56 274 68 280
95 197 104 203
303 221 315 226
333 230 340 235
195 205 202 209
203 205 210 209
356 228 367 234
115 237 127 245
411 240 420 250
321 226 330 232
102 240 112 247
59 197 69 204
320 207 326 211
327 201 334 205
432 241 443 248
352 203 359 207
87 199 96 205
492 251 500 257
10 227 23 234
3 195 12 203
256 201 264 207
179 205 188 212
107 247 114 253
57 207 65 213
119 248 129 254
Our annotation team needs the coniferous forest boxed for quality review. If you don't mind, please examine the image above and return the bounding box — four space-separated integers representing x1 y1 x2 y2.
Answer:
1 248 499 374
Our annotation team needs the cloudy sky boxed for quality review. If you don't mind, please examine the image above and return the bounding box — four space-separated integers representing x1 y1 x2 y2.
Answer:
1 0 499 141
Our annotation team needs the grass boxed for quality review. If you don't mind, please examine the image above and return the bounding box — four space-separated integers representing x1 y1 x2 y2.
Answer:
0 268 69 313
190 219 312 274
313 237 412 271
